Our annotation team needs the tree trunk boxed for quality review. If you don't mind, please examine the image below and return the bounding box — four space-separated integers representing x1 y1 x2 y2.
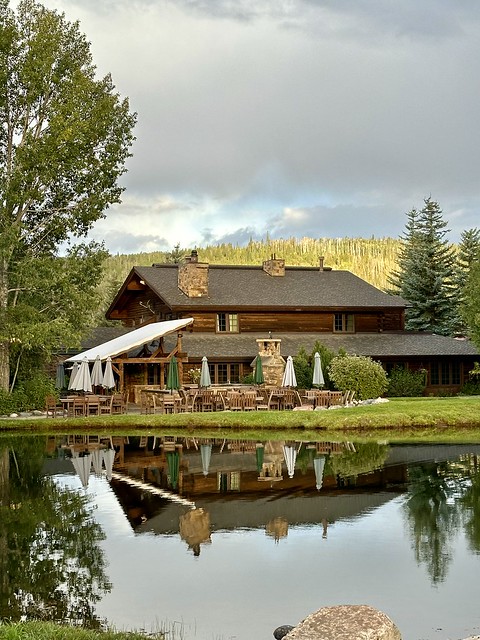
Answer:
0 260 9 391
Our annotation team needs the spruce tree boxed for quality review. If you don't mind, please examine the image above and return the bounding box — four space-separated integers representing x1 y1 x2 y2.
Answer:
388 198 460 336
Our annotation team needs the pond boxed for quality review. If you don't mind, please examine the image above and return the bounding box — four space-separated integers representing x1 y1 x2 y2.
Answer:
1 434 480 640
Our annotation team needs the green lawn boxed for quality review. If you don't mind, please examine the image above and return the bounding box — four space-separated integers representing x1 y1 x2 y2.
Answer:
2 396 480 442
0 622 163 640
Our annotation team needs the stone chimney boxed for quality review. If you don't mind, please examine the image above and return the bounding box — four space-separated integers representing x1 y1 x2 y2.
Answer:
262 253 285 277
178 250 209 297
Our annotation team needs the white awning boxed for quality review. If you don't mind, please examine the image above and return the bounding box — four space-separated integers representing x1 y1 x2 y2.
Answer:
65 318 194 362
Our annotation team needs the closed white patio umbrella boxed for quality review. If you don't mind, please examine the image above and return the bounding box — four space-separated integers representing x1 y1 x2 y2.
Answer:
200 356 211 388
67 362 80 390
282 356 297 388
91 355 104 387
102 356 116 390
200 443 212 476
312 352 325 387
71 454 92 488
103 448 116 481
282 444 297 479
70 357 92 393
314 455 326 490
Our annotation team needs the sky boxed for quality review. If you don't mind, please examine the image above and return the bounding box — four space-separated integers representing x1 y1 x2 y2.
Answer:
24 0 480 254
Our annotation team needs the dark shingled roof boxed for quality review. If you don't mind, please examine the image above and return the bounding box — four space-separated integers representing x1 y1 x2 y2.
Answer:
164 331 480 361
132 264 406 310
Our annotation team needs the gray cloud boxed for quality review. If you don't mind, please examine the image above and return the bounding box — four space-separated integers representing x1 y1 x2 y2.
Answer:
20 0 480 252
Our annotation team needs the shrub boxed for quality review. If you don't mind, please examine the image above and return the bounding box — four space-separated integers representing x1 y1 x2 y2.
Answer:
328 354 388 401
293 347 311 390
387 366 426 397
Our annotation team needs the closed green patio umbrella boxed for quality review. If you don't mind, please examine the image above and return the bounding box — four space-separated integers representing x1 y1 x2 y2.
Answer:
253 355 264 385
166 355 180 391
55 363 66 390
166 451 180 489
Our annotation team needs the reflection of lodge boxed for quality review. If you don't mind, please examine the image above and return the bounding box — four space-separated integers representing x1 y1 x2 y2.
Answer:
51 436 480 554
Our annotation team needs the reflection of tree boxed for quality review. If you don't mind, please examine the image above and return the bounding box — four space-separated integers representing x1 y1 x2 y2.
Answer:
0 437 111 627
403 462 461 584
328 443 389 481
460 455 480 554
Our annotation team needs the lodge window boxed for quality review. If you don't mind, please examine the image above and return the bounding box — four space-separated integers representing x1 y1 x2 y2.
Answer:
218 471 241 492
216 313 238 333
209 363 240 384
334 313 354 333
430 361 461 386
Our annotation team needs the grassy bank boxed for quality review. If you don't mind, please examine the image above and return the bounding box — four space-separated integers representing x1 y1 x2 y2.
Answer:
0 622 162 640
1 396 480 442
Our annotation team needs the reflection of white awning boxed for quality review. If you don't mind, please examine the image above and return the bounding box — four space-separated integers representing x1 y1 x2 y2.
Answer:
65 318 194 362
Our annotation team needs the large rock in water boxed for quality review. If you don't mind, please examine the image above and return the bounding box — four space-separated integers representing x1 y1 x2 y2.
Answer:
285 605 402 640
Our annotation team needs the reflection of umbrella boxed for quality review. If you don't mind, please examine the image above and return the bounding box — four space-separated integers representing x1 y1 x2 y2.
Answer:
200 443 212 476
70 357 92 393
166 451 180 489
283 444 297 478
200 356 211 388
103 356 116 390
312 352 325 387
253 355 264 385
71 454 92 488
68 362 80 390
91 355 104 387
167 355 180 391
103 448 115 481
282 355 297 388
256 443 265 473
179 508 211 555
55 363 66 390
314 455 326 490
91 449 104 475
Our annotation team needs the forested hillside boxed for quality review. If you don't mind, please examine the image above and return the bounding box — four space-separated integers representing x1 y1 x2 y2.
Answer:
95 237 402 322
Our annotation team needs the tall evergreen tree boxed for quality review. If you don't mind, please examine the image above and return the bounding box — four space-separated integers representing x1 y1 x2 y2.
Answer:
455 228 480 335
388 198 460 336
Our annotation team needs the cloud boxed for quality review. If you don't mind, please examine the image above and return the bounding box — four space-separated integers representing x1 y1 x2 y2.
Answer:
12 0 480 252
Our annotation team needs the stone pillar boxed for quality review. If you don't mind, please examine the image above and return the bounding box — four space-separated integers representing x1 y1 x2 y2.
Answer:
256 338 285 386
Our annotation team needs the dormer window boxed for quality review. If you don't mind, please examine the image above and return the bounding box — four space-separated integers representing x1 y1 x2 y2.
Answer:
216 313 238 333
334 313 354 333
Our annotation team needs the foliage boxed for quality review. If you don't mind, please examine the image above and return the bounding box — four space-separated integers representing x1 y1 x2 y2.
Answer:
0 0 136 391
0 437 111 627
328 442 390 480
388 198 461 336
461 258 480 349
292 347 311 389
387 366 426 397
328 354 388 400
186 367 201 384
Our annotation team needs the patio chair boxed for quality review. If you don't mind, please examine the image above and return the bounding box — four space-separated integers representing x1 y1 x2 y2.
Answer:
45 395 65 418
86 395 100 416
140 392 154 415
227 391 243 411
99 395 113 415
72 396 86 417
242 390 257 411
198 389 215 412
112 393 126 414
